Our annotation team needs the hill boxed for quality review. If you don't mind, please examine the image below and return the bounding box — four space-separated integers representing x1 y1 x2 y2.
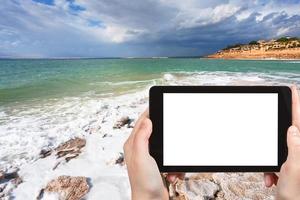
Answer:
207 37 300 59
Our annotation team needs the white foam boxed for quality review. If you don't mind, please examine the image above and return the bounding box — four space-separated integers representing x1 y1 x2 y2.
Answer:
286 61 300 64
163 73 175 81
1 71 299 199
89 79 160 86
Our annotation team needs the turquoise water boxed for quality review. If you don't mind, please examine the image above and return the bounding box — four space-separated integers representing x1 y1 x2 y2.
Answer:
1 58 300 170
1 58 300 105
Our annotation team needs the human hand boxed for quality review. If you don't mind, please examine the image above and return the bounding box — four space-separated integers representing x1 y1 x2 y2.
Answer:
264 86 300 199
124 109 184 200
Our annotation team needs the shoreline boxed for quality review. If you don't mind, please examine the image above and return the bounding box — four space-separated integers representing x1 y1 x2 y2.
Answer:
204 57 300 61
1 69 300 199
206 48 300 60
0 84 277 200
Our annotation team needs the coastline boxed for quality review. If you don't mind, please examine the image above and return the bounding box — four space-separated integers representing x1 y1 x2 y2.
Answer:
206 48 300 60
1 59 300 199
0 84 277 200
205 57 300 61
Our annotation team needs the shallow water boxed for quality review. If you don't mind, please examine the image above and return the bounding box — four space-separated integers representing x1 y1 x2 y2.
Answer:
0 58 300 170
1 58 300 105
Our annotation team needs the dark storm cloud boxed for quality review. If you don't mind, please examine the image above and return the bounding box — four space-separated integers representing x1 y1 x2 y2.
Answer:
0 0 300 57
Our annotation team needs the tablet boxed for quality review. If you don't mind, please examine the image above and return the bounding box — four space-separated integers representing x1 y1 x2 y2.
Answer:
149 86 291 172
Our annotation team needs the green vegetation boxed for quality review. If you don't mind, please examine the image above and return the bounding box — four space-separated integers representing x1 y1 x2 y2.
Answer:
223 43 244 50
276 36 300 43
249 41 259 45
221 36 300 51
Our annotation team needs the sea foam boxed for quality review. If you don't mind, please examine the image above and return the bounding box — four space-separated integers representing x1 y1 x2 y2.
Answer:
1 71 299 171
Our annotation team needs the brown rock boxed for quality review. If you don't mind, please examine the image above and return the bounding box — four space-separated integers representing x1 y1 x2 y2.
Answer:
207 47 300 60
37 176 89 200
53 138 86 170
213 173 276 200
55 138 86 160
170 178 219 200
113 116 131 129
0 171 4 180
188 173 213 181
169 173 275 200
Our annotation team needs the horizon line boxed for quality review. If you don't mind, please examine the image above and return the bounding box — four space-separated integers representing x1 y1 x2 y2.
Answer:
0 55 205 60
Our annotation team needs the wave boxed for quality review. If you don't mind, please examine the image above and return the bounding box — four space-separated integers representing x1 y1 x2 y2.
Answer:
1 70 299 171
89 79 160 86
162 71 300 86
286 61 300 64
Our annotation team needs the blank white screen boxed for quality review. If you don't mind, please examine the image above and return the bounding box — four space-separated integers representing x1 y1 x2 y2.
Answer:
163 93 278 166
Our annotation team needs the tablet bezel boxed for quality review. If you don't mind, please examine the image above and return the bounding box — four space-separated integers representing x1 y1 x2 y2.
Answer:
149 86 291 172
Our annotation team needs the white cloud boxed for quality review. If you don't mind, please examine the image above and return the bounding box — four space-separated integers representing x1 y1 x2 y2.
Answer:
0 0 299 57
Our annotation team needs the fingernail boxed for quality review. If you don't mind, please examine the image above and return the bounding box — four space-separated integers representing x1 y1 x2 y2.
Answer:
264 175 271 187
168 175 176 183
289 126 299 136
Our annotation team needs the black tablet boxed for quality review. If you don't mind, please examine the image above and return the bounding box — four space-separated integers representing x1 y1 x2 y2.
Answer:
149 86 291 172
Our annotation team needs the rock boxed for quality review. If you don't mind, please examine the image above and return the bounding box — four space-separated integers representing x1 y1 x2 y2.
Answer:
188 173 214 181
37 176 89 200
55 138 86 159
102 133 112 138
172 179 220 200
0 168 19 180
106 153 125 166
213 173 276 200
40 148 52 158
113 116 130 129
0 171 4 180
169 173 275 200
4 171 19 180
127 120 135 128
53 138 86 170
0 169 22 199
115 153 124 166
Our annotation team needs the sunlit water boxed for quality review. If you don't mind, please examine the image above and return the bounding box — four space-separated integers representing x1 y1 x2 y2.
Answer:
0 58 299 170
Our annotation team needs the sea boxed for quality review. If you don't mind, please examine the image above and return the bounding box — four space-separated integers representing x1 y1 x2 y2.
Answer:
0 58 300 170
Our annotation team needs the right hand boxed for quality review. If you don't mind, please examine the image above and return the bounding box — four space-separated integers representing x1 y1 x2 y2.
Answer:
264 86 300 199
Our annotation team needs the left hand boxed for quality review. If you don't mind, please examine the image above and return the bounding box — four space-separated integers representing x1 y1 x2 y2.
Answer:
123 109 184 200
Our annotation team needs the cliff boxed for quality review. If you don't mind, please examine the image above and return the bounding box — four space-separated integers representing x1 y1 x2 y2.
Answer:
207 37 300 59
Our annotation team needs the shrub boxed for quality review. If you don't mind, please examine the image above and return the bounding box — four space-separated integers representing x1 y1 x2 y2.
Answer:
276 37 300 42
223 43 243 50
249 41 259 45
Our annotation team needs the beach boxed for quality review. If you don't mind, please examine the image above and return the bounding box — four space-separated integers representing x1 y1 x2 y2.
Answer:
1 58 300 199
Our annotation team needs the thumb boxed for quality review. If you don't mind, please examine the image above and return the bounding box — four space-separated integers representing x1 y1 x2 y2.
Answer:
287 126 300 162
133 118 152 155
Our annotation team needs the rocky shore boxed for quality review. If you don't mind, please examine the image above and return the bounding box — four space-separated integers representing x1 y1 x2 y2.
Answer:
207 48 300 60
207 37 300 60
0 89 277 200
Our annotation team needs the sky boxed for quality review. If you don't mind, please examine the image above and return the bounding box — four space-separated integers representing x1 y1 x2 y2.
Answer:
0 0 300 58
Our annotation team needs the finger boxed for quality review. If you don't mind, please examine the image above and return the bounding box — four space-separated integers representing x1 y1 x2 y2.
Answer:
166 173 185 183
287 126 300 162
264 173 278 187
133 118 152 155
124 109 149 154
291 85 300 129
264 173 273 187
132 109 149 135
